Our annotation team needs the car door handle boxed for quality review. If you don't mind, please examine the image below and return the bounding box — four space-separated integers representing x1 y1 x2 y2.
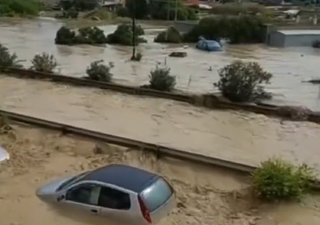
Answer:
90 209 98 214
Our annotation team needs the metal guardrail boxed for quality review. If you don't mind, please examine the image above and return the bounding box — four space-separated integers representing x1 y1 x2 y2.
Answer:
0 109 254 173
1 109 320 190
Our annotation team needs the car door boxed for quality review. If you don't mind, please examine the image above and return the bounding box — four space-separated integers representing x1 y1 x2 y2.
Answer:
59 182 103 223
98 185 132 224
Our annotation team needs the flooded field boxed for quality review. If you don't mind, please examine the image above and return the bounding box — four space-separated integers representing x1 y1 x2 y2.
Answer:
1 124 320 225
2 18 320 110
1 76 320 175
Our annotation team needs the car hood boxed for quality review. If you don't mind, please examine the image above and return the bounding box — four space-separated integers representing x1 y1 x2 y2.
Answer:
0 145 9 164
36 175 75 196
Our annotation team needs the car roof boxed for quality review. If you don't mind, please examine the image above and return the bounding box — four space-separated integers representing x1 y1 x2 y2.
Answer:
81 164 159 193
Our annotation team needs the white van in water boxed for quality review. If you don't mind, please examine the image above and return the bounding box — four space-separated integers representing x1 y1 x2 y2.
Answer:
0 145 9 164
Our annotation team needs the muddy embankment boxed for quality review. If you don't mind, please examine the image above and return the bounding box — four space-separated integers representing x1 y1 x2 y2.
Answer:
0 123 320 225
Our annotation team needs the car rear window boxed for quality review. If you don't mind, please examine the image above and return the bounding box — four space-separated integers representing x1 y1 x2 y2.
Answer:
140 178 173 212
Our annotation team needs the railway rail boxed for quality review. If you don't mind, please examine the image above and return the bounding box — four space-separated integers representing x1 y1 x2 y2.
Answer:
1 109 320 190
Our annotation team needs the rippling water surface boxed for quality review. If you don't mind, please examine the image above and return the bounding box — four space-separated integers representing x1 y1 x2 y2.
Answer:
2 18 320 110
1 18 320 225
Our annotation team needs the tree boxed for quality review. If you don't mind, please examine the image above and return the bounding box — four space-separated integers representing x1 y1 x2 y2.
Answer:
125 0 148 19
214 61 272 102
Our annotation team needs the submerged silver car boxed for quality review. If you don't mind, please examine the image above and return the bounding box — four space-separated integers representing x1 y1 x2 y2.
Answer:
36 164 176 225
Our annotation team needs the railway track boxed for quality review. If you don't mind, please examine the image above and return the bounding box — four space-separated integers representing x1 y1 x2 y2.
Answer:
1 109 320 190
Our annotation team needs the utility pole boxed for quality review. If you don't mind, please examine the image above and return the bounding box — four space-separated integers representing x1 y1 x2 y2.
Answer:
131 0 136 60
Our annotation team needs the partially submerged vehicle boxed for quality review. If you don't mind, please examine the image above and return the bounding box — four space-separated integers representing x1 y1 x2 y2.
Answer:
196 37 222 52
36 164 176 225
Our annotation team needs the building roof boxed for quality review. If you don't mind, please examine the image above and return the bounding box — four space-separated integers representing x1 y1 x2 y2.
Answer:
81 164 158 193
277 29 320 35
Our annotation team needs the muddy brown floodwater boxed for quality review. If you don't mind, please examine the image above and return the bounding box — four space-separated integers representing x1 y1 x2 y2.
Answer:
1 124 320 225
1 76 320 176
1 18 320 225
2 18 320 110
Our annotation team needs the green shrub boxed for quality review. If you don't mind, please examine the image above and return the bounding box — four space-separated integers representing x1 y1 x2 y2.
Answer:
252 158 316 201
86 60 114 82
106 24 146 46
149 2 197 21
183 16 266 44
30 53 58 73
0 43 23 68
55 26 77 45
154 26 183 43
0 0 41 16
148 66 176 92
214 61 272 102
55 26 108 45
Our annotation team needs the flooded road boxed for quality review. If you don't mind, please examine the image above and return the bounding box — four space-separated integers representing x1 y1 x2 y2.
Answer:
1 124 320 225
2 19 320 110
1 76 320 175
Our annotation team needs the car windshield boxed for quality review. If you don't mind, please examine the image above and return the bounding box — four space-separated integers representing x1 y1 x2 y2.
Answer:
57 172 89 191
140 178 173 212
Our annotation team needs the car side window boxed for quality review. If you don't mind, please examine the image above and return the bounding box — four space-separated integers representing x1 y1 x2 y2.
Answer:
66 183 101 205
98 186 131 210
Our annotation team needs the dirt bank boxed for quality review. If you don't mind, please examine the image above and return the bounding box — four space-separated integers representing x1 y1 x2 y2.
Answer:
1 76 320 174
0 124 320 225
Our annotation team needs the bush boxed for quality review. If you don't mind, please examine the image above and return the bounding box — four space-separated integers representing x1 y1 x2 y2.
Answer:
183 16 266 44
149 2 197 21
154 26 183 43
106 24 146 46
0 43 23 68
214 61 272 102
55 26 108 45
252 158 316 201
55 26 76 45
30 53 58 73
86 60 114 82
148 66 176 92
0 0 42 16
